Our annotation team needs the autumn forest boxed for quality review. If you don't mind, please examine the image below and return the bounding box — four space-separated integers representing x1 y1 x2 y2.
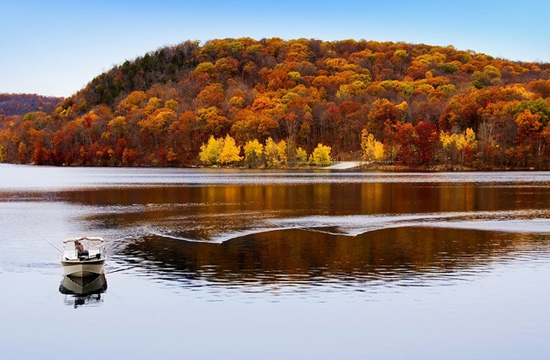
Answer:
2 38 550 169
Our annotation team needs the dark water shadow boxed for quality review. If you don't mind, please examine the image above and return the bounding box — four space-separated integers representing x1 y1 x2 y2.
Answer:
115 226 543 290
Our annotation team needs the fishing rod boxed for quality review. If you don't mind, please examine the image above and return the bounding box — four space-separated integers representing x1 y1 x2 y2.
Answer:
32 230 63 254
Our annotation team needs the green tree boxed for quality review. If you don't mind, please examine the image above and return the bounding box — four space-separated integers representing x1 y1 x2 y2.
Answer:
516 99 550 126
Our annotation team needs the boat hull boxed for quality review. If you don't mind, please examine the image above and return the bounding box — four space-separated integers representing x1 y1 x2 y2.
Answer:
60 259 105 277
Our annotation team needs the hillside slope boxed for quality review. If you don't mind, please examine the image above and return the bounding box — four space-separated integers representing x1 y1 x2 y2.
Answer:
0 93 63 116
1 38 549 168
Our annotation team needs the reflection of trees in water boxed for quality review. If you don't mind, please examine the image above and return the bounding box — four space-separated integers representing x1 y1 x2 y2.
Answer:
120 227 537 286
71 182 550 247
54 180 550 287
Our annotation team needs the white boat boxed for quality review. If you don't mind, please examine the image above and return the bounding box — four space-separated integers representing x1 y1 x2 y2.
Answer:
60 237 106 277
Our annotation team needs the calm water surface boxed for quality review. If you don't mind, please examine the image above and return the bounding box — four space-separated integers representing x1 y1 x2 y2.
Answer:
1 164 549 359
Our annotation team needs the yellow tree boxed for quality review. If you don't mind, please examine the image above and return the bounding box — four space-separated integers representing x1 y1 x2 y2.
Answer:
0 144 6 163
296 147 308 163
164 99 178 111
244 139 264 167
220 135 242 165
361 129 385 162
138 109 176 147
277 139 287 165
264 137 280 167
440 128 477 165
310 143 332 166
263 138 287 167
199 136 222 165
107 116 127 139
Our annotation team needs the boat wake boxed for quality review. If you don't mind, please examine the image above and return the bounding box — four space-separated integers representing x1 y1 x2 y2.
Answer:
141 209 550 244
270 210 550 237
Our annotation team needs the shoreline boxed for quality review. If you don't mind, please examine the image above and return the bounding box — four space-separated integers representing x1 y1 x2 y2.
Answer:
1 161 546 172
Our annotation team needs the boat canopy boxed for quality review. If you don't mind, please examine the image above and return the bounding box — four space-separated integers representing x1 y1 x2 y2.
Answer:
63 236 105 244
62 236 106 263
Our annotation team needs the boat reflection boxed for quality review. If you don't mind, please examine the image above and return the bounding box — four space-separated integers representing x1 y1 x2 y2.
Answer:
59 273 107 308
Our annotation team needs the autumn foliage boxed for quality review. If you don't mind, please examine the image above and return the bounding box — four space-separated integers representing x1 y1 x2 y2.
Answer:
1 38 550 168
0 94 63 116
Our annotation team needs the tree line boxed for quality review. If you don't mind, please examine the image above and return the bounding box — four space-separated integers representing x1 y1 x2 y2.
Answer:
1 37 549 168
0 93 63 116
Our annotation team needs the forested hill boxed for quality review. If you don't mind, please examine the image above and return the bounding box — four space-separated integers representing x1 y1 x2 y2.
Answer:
0 94 63 116
1 38 550 168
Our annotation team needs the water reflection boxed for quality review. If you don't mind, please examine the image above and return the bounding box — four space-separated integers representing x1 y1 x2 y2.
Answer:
3 167 550 296
55 180 550 249
2 166 550 360
59 273 107 308
116 227 544 292
59 182 550 215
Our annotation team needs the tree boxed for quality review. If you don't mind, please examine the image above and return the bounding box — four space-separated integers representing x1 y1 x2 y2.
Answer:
18 142 28 164
199 135 222 165
244 139 264 167
516 100 550 126
439 94 479 132
264 137 280 167
169 110 200 161
197 83 225 108
296 147 308 163
138 109 176 147
514 110 546 165
277 139 287 164
414 122 440 165
367 99 401 139
165 99 178 110
361 129 385 162
220 135 242 165
472 65 502 89
107 116 127 139
440 128 477 165
196 106 230 138
516 110 542 141
2 38 549 168
394 123 417 165
194 62 215 75
122 148 138 165
310 143 332 166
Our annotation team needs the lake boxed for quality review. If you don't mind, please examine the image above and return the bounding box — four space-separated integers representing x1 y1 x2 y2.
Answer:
0 164 549 359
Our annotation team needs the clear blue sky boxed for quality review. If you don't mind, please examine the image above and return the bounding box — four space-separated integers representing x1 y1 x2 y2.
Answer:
2 0 549 97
